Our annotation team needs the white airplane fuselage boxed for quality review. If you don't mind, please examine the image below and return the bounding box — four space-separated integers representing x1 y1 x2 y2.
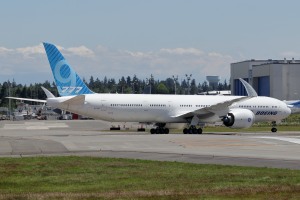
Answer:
47 93 291 124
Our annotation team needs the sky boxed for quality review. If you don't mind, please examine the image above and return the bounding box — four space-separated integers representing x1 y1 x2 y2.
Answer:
1 0 300 85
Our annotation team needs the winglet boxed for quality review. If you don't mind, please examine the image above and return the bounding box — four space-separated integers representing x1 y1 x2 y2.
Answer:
43 42 94 96
239 78 257 97
41 87 55 98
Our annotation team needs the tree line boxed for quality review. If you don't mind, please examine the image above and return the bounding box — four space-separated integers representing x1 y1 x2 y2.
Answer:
0 75 230 108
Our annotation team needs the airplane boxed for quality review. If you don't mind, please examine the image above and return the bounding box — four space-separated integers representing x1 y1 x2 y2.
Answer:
8 42 291 134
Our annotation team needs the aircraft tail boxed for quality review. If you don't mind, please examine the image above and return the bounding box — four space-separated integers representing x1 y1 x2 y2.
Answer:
284 100 300 114
43 42 94 96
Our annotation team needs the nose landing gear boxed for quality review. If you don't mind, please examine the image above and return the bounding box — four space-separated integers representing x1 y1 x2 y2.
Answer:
271 121 277 132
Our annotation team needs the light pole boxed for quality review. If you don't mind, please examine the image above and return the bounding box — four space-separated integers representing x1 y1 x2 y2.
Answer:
146 74 153 94
131 79 138 94
7 80 11 120
172 75 178 95
185 74 192 95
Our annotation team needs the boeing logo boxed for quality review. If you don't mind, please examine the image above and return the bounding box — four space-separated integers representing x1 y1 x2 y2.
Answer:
255 111 277 115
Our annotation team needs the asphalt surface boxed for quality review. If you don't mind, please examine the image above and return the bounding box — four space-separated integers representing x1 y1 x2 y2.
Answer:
0 120 299 169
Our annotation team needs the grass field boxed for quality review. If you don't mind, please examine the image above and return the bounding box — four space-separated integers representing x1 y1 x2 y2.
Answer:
0 156 299 199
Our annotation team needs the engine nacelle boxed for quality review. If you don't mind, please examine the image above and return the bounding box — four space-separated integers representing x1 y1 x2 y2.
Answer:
222 109 255 129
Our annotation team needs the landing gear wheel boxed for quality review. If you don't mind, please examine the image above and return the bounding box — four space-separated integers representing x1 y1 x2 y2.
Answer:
150 128 156 134
271 121 277 133
197 128 203 134
183 128 188 134
165 128 169 134
156 128 162 134
183 127 203 134
271 127 277 132
151 127 169 134
188 126 196 134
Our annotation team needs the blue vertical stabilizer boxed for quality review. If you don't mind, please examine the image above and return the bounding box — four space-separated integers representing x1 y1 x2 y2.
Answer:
43 42 93 96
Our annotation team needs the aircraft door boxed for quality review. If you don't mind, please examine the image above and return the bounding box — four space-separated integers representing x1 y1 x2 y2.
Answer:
100 100 107 111
168 101 175 113
143 100 149 112
100 99 114 120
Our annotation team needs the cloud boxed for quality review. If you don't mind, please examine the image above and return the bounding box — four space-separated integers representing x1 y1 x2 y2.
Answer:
66 46 95 57
160 48 204 56
16 44 44 58
124 50 151 58
0 47 14 56
0 44 234 84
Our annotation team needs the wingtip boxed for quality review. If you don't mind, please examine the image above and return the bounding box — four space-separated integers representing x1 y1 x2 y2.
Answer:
239 78 258 97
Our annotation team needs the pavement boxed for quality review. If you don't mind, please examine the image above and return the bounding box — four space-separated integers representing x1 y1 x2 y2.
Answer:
0 120 299 169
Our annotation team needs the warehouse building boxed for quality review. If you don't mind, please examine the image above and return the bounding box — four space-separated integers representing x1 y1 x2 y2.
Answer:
231 59 300 100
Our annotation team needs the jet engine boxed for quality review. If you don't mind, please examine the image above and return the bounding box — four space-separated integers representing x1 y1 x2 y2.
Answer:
222 109 255 129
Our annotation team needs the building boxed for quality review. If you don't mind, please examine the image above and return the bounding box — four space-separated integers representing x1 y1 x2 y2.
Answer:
198 90 231 95
231 59 300 100
206 76 220 89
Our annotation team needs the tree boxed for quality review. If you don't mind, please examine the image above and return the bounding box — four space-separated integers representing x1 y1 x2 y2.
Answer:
118 76 127 93
190 79 198 95
224 79 229 90
89 76 95 89
156 82 169 94
202 81 209 92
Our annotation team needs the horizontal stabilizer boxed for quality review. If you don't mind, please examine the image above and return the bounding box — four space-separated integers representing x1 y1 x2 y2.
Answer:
285 100 300 108
6 97 47 103
61 95 85 105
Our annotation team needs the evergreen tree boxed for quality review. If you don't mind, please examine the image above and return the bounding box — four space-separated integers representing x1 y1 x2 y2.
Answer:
190 79 198 95
156 82 169 94
89 76 95 89
202 81 209 92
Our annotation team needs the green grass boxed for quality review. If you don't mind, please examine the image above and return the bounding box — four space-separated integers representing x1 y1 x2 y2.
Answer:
0 156 299 199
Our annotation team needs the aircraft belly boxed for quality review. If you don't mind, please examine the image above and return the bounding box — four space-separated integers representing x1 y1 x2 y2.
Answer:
110 109 181 123
254 114 281 123
113 109 158 122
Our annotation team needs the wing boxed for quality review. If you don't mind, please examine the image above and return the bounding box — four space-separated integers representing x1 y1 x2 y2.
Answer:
173 78 256 122
173 96 251 120
6 97 47 103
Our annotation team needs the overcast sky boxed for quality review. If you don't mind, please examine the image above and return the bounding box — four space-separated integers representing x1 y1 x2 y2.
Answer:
1 0 300 84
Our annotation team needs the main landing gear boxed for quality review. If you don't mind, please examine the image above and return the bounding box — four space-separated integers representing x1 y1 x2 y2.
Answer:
271 121 277 133
183 126 203 134
150 123 169 134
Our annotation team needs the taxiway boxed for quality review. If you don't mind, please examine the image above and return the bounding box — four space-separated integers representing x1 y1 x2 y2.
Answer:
0 120 299 169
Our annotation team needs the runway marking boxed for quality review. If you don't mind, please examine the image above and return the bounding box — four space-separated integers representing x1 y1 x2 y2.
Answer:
2 122 69 130
171 138 274 148
254 136 300 145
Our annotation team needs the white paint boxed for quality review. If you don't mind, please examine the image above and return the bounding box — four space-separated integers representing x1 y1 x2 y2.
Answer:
255 136 300 145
